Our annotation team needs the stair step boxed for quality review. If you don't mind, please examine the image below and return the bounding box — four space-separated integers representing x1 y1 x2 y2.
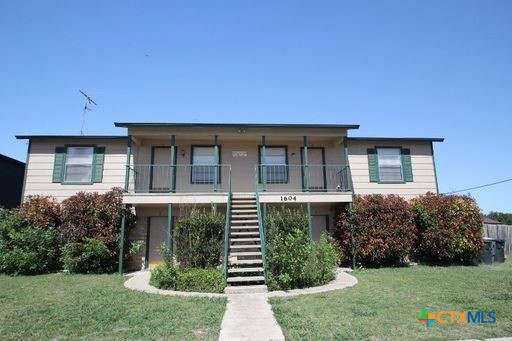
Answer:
224 284 268 294
232 209 258 213
232 199 256 202
231 215 258 219
230 237 260 242
230 251 262 257
230 259 263 265
227 276 265 283
231 220 259 224
230 244 260 249
231 225 259 230
228 267 264 273
231 231 260 236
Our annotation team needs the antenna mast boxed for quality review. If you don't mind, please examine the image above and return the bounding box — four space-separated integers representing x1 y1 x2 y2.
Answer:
79 90 97 135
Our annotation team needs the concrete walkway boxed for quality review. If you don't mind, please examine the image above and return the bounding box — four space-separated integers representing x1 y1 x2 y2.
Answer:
219 293 285 341
124 269 358 340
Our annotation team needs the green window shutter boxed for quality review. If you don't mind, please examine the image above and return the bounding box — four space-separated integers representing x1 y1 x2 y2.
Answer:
92 147 105 183
367 148 379 182
52 147 66 183
401 148 413 182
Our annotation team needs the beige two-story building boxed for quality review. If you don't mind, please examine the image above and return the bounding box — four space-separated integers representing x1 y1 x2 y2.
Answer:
17 122 443 284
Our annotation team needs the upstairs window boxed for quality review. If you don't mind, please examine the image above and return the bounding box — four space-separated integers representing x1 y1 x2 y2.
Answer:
191 146 220 184
367 147 413 183
377 148 403 182
64 147 94 183
53 145 105 184
260 146 288 183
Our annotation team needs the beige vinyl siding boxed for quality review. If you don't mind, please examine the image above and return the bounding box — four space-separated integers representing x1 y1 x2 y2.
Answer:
348 140 437 200
23 139 127 201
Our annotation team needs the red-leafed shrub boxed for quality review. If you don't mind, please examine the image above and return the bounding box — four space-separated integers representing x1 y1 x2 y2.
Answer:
410 193 483 264
19 195 61 229
60 188 134 273
334 194 416 267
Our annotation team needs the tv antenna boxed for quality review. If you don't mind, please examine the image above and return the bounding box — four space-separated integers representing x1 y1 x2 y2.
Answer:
79 90 97 135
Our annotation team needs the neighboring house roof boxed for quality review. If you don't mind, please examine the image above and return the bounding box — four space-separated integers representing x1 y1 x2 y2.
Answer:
347 137 445 142
16 135 128 140
483 217 501 224
114 122 361 129
0 154 25 167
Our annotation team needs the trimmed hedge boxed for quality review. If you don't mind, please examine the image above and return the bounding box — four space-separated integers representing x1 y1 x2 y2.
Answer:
334 194 416 267
265 207 338 291
150 263 225 293
411 193 483 264
174 208 225 268
61 239 113 273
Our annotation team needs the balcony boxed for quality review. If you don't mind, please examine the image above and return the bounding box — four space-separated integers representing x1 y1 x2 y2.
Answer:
123 163 352 204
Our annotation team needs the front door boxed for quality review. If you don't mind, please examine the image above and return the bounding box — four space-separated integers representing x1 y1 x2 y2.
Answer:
151 147 171 192
147 217 167 266
301 147 326 191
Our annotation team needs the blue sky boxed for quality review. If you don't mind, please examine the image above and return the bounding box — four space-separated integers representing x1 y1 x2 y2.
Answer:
1 1 511 212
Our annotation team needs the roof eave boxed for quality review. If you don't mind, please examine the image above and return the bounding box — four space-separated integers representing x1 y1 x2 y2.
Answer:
114 122 360 129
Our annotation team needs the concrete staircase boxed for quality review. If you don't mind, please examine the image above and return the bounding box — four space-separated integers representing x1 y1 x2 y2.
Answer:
226 193 266 292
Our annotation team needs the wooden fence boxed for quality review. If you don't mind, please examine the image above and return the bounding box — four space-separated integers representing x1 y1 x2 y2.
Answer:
482 224 512 258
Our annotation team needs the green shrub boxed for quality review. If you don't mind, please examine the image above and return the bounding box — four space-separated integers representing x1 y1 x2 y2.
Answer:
150 262 178 290
334 194 416 267
60 188 134 273
19 195 61 229
150 263 224 293
176 267 225 293
265 207 338 291
61 239 112 273
0 208 61 275
411 193 483 264
174 208 225 268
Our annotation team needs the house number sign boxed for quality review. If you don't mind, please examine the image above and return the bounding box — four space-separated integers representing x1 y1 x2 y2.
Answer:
232 151 247 157
280 195 297 202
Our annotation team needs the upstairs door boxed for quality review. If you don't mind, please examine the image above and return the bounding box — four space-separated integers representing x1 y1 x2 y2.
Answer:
301 147 326 191
151 147 172 192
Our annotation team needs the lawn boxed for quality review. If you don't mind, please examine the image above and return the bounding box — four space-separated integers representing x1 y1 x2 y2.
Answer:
0 273 226 340
270 261 512 340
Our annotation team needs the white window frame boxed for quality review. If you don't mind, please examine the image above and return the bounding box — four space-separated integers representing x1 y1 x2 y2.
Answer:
63 146 94 183
377 147 403 182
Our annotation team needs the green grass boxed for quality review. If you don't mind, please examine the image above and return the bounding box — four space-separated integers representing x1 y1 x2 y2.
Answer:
270 261 512 340
0 273 226 340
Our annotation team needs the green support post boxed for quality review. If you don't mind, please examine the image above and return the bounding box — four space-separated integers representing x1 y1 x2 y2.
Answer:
124 136 132 192
307 202 312 240
167 203 173 255
214 135 219 193
303 136 309 192
349 202 356 269
118 205 127 274
170 135 176 193
343 136 353 192
261 136 267 191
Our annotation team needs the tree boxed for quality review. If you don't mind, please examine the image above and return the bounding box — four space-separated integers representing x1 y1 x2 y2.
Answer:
487 211 512 225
